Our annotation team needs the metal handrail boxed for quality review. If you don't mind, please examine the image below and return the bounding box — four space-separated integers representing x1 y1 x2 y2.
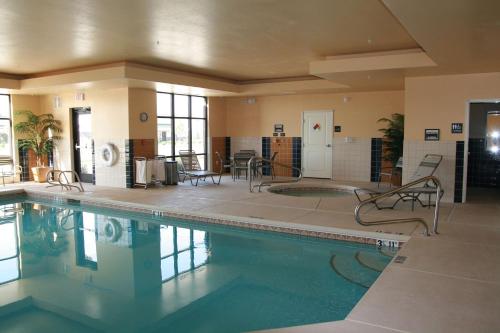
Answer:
248 156 302 192
47 170 85 192
59 170 85 192
354 175 442 236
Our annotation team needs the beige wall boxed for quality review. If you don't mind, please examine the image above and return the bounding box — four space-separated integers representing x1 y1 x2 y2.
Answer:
128 88 157 141
11 95 42 145
405 72 500 141
224 90 404 138
208 97 227 137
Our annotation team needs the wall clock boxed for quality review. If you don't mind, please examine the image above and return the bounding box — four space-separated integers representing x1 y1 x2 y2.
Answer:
139 112 149 122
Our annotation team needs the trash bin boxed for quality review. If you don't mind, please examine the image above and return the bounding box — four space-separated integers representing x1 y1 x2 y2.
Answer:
164 161 178 185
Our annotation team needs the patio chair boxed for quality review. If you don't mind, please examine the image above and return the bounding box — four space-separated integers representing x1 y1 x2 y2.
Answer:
178 150 224 186
0 158 23 186
232 151 256 180
355 154 444 210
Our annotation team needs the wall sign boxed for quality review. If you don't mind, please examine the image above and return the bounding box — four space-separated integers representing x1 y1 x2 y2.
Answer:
425 129 440 141
451 123 463 134
274 124 284 133
334 126 342 133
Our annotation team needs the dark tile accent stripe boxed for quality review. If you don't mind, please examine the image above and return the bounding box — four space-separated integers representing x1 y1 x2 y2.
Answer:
370 138 383 182
125 139 134 188
292 137 301 178
225 137 231 172
47 147 54 168
18 140 30 181
261 137 271 176
454 141 465 203
467 138 500 188
92 140 96 185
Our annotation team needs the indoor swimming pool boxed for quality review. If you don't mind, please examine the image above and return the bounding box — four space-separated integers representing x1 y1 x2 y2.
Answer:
0 195 394 333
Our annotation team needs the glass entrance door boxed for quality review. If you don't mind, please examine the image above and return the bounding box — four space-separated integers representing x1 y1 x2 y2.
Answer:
72 108 93 183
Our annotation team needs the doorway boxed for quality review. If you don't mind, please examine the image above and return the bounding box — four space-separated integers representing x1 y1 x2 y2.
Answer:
302 110 333 178
466 102 500 203
71 107 93 183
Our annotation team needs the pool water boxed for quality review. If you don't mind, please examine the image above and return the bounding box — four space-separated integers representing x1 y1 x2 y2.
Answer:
0 196 393 333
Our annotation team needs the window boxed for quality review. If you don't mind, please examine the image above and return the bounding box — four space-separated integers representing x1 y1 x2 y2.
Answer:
160 225 209 282
0 204 20 285
0 95 12 158
157 93 208 169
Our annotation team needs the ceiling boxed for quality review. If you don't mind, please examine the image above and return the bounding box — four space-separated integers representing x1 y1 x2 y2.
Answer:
0 0 416 80
1 0 500 95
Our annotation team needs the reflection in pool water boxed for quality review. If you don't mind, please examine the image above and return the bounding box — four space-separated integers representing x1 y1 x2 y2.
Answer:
0 197 392 333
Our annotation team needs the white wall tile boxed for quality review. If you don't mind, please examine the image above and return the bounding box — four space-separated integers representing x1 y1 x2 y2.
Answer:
403 140 456 203
332 137 371 182
94 139 126 188
230 137 262 156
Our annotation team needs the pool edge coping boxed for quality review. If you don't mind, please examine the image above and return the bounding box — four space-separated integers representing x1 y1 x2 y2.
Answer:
19 188 409 246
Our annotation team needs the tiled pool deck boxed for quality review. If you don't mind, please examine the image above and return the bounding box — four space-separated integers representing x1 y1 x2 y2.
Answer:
4 177 500 332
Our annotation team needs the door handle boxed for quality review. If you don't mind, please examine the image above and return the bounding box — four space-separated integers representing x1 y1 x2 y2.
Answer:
326 144 332 147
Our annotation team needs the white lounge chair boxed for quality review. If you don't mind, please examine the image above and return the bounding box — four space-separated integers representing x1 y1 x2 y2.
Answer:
355 154 444 210
178 150 224 186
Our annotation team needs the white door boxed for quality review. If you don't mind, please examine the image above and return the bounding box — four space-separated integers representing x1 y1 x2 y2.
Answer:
302 111 333 178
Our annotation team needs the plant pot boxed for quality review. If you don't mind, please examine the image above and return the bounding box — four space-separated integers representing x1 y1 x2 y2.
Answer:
32 166 50 183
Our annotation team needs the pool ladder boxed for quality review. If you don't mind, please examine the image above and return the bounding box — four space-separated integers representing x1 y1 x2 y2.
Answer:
47 170 85 192
354 175 442 236
248 156 302 192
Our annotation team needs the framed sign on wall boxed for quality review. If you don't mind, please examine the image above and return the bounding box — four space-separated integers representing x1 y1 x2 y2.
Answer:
425 128 440 141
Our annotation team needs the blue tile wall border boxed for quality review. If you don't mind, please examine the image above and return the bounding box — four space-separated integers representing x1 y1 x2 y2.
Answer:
467 138 500 188
91 140 96 185
225 137 231 172
370 138 383 182
261 137 271 176
292 137 301 178
18 140 30 181
454 141 465 202
125 139 134 188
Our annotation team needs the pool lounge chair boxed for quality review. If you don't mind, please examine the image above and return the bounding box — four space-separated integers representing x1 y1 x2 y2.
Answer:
355 154 444 210
178 150 224 186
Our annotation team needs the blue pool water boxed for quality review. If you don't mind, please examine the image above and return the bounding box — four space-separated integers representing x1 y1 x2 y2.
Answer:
0 195 394 333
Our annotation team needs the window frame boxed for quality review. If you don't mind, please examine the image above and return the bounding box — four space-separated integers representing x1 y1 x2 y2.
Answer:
0 94 13 159
157 92 208 170
0 204 21 285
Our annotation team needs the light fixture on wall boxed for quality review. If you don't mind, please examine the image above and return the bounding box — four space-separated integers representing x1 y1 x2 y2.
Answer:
53 96 62 109
75 91 85 101
246 97 256 104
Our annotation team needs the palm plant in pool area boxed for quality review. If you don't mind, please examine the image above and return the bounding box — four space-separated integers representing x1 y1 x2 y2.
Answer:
377 113 404 167
14 110 63 181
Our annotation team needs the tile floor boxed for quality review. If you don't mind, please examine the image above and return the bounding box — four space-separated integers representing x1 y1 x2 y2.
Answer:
5 177 500 333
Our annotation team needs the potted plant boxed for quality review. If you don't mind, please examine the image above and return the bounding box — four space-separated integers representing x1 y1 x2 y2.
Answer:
378 113 404 185
14 110 62 182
